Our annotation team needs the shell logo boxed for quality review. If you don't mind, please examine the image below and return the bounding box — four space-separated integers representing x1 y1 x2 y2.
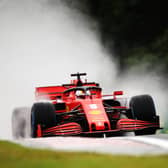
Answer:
66 105 69 112
89 110 101 115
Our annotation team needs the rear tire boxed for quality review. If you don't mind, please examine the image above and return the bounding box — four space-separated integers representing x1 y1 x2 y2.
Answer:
12 107 31 139
31 103 56 137
129 95 157 135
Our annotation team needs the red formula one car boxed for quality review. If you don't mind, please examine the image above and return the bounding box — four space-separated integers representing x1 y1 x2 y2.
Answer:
29 73 160 138
12 73 160 139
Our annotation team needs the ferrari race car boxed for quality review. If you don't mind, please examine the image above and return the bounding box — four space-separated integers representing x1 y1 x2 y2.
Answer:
12 73 160 138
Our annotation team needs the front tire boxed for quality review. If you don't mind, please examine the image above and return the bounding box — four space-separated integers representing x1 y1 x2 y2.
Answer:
129 95 157 135
31 103 56 138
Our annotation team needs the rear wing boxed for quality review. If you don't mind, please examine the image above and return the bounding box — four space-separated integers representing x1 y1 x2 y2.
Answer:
35 86 66 100
35 73 100 101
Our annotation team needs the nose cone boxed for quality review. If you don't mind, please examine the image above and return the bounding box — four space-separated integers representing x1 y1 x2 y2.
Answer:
80 99 111 131
95 121 105 130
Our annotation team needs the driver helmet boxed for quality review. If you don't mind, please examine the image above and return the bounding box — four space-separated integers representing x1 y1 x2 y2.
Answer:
76 90 85 98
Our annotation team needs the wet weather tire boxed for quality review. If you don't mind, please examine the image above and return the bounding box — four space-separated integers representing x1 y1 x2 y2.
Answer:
31 103 56 138
12 107 31 139
129 95 157 135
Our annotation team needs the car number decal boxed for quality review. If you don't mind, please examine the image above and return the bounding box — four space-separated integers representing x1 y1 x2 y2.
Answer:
89 104 98 109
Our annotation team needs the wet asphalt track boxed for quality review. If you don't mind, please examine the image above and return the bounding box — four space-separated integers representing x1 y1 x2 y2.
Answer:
13 134 168 155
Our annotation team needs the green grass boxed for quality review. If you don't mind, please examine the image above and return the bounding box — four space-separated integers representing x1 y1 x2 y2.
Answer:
0 141 168 168
160 128 168 134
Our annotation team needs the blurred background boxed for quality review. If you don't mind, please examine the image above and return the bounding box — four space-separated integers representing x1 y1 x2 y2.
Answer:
74 0 168 74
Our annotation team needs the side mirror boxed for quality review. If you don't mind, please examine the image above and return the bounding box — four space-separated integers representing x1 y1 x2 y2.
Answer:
113 91 123 96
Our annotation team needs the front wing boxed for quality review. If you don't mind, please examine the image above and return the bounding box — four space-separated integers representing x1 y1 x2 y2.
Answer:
36 119 160 137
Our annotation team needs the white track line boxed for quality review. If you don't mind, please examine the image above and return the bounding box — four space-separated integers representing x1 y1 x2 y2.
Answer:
128 136 168 149
12 135 168 155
